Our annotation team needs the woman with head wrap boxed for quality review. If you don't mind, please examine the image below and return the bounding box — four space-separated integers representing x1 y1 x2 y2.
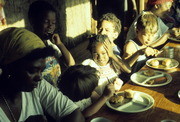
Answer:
0 27 85 122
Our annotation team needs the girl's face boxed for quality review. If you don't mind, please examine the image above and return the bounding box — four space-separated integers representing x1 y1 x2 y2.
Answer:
92 43 109 66
12 58 46 92
38 11 56 39
137 30 157 46
98 20 118 43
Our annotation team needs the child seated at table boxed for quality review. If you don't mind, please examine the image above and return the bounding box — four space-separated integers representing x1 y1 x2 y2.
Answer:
123 11 161 72
28 1 75 87
58 65 115 117
82 34 131 95
97 13 122 56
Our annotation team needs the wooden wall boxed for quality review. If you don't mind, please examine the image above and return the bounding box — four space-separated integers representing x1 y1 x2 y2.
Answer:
0 0 93 48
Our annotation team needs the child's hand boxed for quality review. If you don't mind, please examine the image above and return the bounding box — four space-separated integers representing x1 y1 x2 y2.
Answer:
169 27 180 39
103 40 114 58
113 78 123 91
51 34 63 46
102 83 115 99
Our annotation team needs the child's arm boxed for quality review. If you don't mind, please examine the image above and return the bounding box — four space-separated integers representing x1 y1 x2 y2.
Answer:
103 40 131 73
51 34 75 66
123 41 145 67
148 32 170 48
82 83 115 117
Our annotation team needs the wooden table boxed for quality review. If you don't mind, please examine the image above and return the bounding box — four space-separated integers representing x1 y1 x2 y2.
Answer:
86 41 180 122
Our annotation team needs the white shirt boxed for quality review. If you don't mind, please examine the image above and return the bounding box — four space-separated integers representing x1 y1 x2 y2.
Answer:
0 80 78 122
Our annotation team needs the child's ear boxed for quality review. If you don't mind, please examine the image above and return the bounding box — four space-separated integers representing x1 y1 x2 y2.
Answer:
113 32 119 39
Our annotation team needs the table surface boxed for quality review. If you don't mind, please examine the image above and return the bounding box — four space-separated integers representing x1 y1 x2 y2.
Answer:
86 41 180 122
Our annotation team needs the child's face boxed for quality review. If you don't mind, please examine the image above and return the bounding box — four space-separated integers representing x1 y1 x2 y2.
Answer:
156 2 173 16
98 20 118 43
137 30 157 46
39 11 56 39
92 43 109 66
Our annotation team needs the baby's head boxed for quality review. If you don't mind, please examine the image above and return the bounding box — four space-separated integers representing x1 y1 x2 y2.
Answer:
147 0 173 18
28 0 56 40
58 65 99 102
136 11 158 46
89 34 110 66
97 13 121 43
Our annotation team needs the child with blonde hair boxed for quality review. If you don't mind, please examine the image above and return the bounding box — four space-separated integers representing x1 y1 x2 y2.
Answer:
123 11 162 72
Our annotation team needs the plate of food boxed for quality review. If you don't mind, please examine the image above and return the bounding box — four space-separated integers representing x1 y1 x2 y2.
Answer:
106 90 154 113
130 70 172 87
146 58 179 70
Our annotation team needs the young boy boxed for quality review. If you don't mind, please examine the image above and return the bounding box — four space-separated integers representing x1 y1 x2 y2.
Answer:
97 13 122 56
28 1 75 86
123 12 161 72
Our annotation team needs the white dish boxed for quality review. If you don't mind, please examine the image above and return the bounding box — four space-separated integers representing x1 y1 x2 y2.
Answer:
146 58 179 70
169 37 180 42
130 70 172 87
106 91 154 113
91 117 111 122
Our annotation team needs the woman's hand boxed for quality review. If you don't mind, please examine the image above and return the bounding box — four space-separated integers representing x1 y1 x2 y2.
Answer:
51 33 63 46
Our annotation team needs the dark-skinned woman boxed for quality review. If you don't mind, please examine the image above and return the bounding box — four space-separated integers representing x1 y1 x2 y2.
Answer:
0 27 85 122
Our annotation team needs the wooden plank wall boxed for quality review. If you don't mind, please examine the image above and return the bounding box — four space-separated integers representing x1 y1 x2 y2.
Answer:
0 0 93 49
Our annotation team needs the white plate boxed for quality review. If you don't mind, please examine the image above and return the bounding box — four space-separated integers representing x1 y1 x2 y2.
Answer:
169 37 180 42
130 70 172 87
91 117 111 122
106 91 154 113
146 58 179 70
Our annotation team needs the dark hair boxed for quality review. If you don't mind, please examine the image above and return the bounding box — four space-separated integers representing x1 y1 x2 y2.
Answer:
58 65 99 102
88 34 109 53
28 0 56 26
0 46 55 89
97 13 122 35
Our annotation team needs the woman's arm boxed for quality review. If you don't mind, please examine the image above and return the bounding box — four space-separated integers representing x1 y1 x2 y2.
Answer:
52 34 75 66
60 109 85 122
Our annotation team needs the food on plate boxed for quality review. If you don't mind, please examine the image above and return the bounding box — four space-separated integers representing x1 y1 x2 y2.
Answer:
109 89 134 107
109 95 124 105
149 59 159 67
143 70 155 77
162 59 171 67
146 77 166 85
124 89 134 98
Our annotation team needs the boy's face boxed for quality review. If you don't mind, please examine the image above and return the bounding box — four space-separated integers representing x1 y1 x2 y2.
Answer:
37 11 56 39
156 2 173 16
137 29 158 46
98 20 118 43
92 43 109 66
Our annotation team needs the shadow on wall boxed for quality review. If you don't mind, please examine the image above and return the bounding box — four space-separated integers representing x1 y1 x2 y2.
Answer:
3 0 92 49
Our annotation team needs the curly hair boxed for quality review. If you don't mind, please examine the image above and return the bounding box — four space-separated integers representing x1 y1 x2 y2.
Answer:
97 13 122 35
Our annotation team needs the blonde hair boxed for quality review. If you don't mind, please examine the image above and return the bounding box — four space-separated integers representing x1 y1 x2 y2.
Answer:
137 11 158 34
